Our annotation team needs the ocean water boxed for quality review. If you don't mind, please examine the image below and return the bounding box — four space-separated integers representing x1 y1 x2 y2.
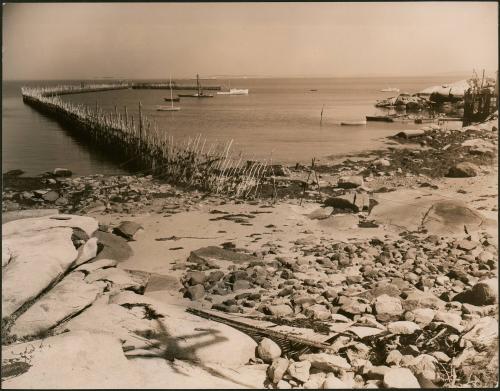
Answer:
2 76 465 176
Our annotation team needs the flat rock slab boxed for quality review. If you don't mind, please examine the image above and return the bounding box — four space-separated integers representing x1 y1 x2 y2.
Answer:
111 291 257 368
2 214 98 237
188 246 260 265
144 273 183 294
1 331 146 388
2 227 77 319
1 209 59 224
370 190 490 235
92 230 132 261
85 268 149 293
10 272 106 339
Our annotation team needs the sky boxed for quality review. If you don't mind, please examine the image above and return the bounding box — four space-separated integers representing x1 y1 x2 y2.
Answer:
2 2 498 80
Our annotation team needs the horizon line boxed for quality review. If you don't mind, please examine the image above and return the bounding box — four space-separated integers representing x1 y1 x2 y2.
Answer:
4 71 485 82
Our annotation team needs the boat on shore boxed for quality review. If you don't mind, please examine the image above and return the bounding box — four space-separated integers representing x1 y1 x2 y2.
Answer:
340 120 367 126
178 74 214 98
366 115 394 122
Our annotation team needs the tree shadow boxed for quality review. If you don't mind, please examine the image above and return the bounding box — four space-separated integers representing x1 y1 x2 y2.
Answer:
128 314 260 388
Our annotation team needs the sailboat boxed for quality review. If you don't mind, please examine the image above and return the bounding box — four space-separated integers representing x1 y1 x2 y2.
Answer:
178 74 214 98
217 80 249 95
156 76 181 111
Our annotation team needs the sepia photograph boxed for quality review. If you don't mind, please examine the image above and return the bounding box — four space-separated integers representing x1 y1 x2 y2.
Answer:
1 1 498 388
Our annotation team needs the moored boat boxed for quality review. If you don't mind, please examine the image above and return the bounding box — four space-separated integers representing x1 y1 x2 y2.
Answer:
158 75 181 110
179 74 214 98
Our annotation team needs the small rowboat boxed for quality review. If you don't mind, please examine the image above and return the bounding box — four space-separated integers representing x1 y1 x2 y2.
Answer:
366 115 394 122
340 120 367 126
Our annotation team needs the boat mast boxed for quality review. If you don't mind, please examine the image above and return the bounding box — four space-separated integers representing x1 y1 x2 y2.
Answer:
169 75 174 109
197 74 201 96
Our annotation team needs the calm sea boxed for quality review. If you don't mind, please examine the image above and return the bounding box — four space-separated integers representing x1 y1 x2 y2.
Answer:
2 76 465 176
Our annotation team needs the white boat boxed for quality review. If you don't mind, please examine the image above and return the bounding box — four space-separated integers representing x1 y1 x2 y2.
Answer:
157 75 181 111
381 87 400 92
217 88 249 95
217 81 249 95
340 120 367 126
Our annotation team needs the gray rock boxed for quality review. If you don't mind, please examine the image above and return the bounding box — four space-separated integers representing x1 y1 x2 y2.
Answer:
387 321 420 334
324 192 369 213
53 168 72 177
93 231 132 261
264 304 293 317
112 221 143 240
233 280 251 291
383 367 420 388
446 162 479 178
374 294 403 322
42 190 60 202
337 176 364 189
186 271 207 286
322 373 349 388
299 353 350 371
453 278 498 306
257 338 281 363
268 358 289 383
185 284 205 301
287 360 311 383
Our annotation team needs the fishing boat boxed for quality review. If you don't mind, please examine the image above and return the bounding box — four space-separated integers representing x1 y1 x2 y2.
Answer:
381 87 400 92
178 74 214 98
157 76 181 111
217 81 249 95
366 115 394 122
340 120 367 126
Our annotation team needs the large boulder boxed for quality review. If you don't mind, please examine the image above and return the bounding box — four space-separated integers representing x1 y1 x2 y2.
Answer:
2 214 98 237
9 272 106 339
257 338 282 363
2 227 77 318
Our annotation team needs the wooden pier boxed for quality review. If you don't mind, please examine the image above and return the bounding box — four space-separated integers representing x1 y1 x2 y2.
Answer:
21 84 265 197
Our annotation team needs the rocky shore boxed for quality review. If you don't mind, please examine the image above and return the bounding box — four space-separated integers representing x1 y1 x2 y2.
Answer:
2 116 498 388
